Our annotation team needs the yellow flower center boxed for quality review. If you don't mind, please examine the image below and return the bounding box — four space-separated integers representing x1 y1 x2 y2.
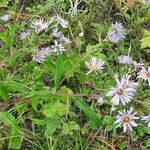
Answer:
44 50 48 55
123 115 130 123
89 64 97 71
117 88 124 95
35 53 41 59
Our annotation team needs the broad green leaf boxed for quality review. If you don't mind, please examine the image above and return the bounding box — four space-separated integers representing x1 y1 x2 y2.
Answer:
0 112 22 133
73 98 102 127
140 30 150 49
0 83 9 101
145 139 150 148
54 55 64 86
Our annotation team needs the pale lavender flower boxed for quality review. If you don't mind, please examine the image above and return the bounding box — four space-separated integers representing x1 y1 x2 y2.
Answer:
52 40 66 55
115 107 139 133
85 57 104 75
117 55 132 65
107 75 138 106
40 47 52 56
137 67 150 87
19 31 30 39
61 37 70 43
51 15 69 28
107 22 125 43
31 19 48 33
141 115 150 127
52 28 64 38
132 60 144 69
1 14 9 22
97 97 104 106
32 49 45 63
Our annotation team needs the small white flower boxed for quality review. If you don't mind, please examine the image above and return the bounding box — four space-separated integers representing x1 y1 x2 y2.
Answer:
52 28 64 38
117 55 132 65
19 31 30 39
141 115 150 127
85 57 104 75
51 15 69 28
1 14 9 22
107 75 137 106
97 97 104 106
31 19 48 33
137 67 150 87
40 47 52 56
52 40 66 55
107 22 125 43
79 32 84 37
32 49 45 63
115 107 139 133
132 60 144 69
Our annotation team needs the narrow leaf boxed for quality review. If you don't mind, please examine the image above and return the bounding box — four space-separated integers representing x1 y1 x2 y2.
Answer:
73 98 102 127
0 112 22 133
0 83 9 101
54 56 64 86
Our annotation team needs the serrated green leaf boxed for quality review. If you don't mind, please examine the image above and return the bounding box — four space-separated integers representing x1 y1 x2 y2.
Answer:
44 116 61 136
61 121 80 135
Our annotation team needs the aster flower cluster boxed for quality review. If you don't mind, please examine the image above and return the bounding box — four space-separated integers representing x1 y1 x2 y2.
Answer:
84 45 150 133
14 15 69 63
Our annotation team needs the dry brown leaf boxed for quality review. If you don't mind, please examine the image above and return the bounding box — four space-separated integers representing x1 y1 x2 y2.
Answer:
0 26 6 32
126 0 137 7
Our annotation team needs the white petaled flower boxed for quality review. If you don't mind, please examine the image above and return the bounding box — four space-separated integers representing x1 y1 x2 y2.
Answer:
51 15 69 28
79 32 84 37
117 55 132 65
85 57 104 75
61 36 70 43
132 60 144 69
141 115 150 127
106 22 125 43
19 31 30 40
107 75 138 106
32 49 45 63
137 67 150 87
52 40 66 55
31 19 48 33
40 47 52 56
115 107 139 133
52 28 64 38
97 97 104 106
1 14 9 22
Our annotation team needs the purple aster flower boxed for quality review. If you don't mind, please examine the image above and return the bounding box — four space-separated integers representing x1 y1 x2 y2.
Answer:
106 22 125 43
